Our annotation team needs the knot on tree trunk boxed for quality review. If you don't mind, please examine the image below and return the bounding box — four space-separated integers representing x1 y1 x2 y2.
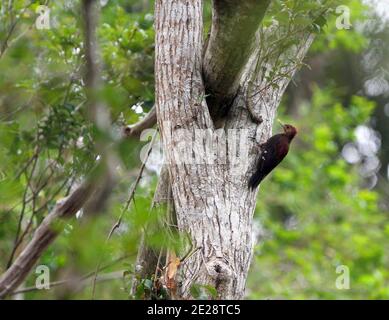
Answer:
206 258 234 295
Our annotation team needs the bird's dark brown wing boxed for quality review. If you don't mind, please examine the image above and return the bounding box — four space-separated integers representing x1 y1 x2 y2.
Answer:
260 134 289 176
249 134 289 189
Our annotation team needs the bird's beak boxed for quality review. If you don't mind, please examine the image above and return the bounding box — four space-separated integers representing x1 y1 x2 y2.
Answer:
277 119 286 130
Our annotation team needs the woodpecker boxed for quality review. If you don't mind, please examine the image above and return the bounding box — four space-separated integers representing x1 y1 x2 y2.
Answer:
249 122 297 189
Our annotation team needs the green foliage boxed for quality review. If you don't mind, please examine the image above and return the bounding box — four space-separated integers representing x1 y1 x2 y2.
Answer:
0 0 156 299
248 88 389 299
0 0 387 300
190 284 218 300
312 0 368 53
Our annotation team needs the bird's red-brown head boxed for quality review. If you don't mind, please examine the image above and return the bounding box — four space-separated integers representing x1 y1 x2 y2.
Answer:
282 123 297 140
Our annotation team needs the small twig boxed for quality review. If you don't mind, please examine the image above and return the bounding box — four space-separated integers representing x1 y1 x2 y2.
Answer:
0 179 96 299
91 130 158 298
0 1 34 59
123 106 157 139
109 130 158 239
7 148 40 268
10 255 129 296
181 246 202 265
153 248 163 287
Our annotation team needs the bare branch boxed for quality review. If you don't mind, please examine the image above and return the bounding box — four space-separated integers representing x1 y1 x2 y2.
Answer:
203 0 271 121
0 0 113 299
6 148 40 268
91 130 157 298
0 181 95 299
12 271 125 296
0 1 35 59
81 0 115 216
123 106 157 139
10 255 129 296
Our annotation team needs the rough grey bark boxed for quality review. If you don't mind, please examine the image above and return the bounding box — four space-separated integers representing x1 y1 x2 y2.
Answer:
153 0 314 299
0 0 316 300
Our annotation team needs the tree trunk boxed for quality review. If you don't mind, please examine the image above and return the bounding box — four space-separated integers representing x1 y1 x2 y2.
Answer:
203 0 271 119
144 0 315 299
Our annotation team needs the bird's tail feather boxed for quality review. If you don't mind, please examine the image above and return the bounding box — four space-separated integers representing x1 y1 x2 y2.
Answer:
248 170 265 189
